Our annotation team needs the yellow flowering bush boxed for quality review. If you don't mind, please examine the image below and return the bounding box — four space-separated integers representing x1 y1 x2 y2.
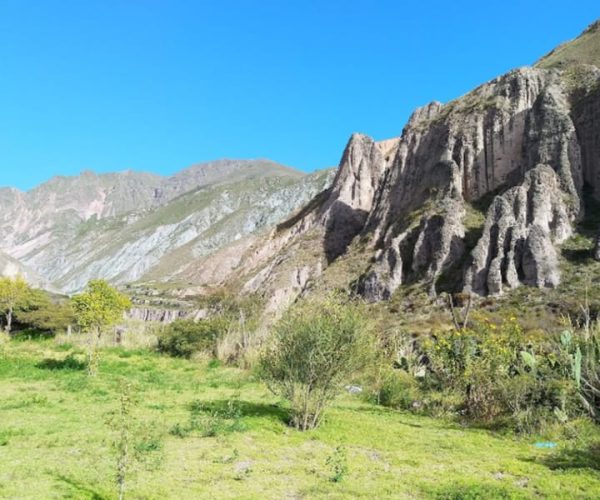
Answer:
421 315 580 430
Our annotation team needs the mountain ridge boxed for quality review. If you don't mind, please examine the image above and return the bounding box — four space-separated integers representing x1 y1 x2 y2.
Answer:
164 18 600 320
0 159 333 293
1 158 304 194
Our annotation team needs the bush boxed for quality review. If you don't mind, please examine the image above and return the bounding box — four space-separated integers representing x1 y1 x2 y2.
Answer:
377 369 421 410
169 398 247 438
259 296 374 431
157 318 229 358
12 328 55 341
418 316 581 431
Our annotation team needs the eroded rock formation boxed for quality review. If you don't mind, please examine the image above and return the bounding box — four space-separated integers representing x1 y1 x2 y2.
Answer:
464 165 571 295
230 20 600 308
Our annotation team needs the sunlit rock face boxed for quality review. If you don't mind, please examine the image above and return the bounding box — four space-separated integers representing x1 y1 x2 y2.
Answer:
231 22 600 308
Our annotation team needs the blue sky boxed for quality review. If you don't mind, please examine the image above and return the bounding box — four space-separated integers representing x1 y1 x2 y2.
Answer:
1 0 599 190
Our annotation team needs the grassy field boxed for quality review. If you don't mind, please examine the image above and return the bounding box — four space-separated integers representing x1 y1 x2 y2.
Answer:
1 339 600 499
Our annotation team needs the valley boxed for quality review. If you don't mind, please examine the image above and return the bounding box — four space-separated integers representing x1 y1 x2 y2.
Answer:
2 12 600 500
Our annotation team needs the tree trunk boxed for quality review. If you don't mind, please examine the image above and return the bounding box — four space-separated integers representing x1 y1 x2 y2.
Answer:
6 307 13 334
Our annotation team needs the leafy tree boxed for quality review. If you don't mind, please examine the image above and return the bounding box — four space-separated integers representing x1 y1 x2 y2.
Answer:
260 296 374 430
71 280 131 376
72 280 132 337
14 289 74 335
0 275 31 334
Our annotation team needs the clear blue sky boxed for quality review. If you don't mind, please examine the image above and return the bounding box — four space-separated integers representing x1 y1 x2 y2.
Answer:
1 0 599 190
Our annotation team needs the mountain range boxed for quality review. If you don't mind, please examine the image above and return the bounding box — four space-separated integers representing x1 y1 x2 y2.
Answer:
2 19 600 324
0 161 333 293
157 19 600 319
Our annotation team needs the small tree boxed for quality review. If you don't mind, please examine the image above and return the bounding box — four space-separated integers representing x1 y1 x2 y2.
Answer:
116 379 134 500
15 289 75 335
260 297 373 430
0 275 31 334
71 280 131 376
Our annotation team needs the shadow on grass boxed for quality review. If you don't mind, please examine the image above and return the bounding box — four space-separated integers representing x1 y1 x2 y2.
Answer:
340 404 478 431
54 474 107 500
528 442 600 471
424 480 521 499
36 355 86 372
562 247 594 263
190 399 289 424
11 329 54 341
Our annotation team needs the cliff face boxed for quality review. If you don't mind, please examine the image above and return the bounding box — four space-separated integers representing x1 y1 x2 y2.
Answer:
222 20 600 310
463 165 572 295
363 67 583 298
319 133 393 262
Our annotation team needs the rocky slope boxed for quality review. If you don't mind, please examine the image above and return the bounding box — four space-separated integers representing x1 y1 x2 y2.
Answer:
0 250 53 290
186 19 600 314
0 161 333 293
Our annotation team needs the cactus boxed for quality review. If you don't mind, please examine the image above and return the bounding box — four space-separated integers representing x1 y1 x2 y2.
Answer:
560 329 572 348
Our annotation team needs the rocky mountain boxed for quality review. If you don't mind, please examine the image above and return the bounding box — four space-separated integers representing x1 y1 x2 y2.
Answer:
0 160 334 293
175 19 600 315
4 19 600 324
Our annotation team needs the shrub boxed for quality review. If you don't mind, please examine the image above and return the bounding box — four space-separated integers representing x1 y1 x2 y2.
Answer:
157 318 229 358
169 398 247 438
12 328 54 341
420 316 581 430
326 446 348 483
421 389 464 418
377 369 421 410
259 296 374 431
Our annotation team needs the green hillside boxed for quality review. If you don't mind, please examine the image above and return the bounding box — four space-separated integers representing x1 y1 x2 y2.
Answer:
537 20 600 69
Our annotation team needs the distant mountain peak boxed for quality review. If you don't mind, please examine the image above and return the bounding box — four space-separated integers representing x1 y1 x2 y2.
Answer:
0 157 328 293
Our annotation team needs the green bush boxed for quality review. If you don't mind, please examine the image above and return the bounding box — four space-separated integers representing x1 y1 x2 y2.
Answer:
326 446 348 483
157 318 229 358
169 398 247 438
377 369 421 410
562 324 600 422
260 296 374 430
416 316 581 431
12 328 54 341
430 480 521 499
421 390 464 418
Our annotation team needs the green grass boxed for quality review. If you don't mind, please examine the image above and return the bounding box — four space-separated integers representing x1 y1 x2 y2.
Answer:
1 340 600 499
